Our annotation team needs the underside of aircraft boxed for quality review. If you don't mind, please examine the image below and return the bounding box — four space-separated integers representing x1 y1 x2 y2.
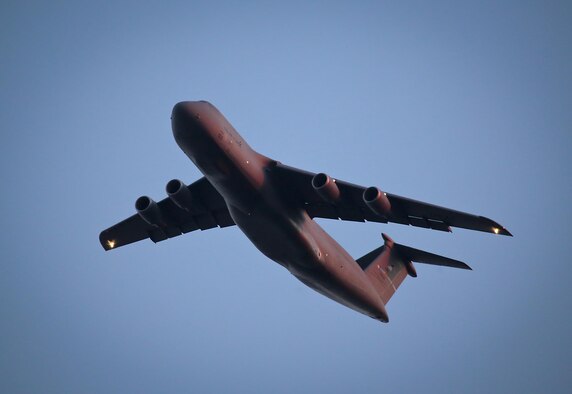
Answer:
100 101 511 323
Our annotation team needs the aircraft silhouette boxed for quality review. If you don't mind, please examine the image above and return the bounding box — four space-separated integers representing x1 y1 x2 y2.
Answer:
100 101 511 323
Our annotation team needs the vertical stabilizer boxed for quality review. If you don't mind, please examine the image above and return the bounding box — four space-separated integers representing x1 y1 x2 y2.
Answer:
357 233 471 305
358 234 409 304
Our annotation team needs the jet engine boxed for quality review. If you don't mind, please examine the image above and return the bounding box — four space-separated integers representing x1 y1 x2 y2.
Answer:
135 196 165 226
312 173 340 203
363 186 391 216
166 179 194 211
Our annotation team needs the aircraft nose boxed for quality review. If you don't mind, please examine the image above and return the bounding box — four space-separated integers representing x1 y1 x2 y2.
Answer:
171 101 196 134
171 101 218 160
171 102 199 152
171 101 188 119
171 101 210 148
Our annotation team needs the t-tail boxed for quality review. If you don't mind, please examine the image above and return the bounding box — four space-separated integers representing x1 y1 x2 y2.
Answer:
357 233 471 316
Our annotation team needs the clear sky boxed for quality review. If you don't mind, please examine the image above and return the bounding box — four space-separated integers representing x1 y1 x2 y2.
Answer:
1 1 571 393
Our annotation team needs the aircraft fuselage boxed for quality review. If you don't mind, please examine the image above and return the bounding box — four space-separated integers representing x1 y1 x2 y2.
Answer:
171 101 389 322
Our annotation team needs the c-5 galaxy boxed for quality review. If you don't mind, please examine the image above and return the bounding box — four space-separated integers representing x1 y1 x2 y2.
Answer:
100 101 511 323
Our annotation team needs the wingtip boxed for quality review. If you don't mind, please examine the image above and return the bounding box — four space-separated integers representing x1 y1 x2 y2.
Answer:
99 231 114 251
494 226 512 237
480 216 513 237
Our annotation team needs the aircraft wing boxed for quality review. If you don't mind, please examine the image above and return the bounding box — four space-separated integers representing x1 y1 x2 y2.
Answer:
272 163 511 236
99 177 235 251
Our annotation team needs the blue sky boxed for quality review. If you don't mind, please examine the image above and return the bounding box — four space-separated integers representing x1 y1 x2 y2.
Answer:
1 1 571 393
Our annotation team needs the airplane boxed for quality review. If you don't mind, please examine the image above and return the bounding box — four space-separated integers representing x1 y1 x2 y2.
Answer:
99 101 511 323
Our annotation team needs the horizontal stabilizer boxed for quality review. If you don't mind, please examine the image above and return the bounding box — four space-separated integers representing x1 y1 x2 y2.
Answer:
393 243 471 270
357 233 471 309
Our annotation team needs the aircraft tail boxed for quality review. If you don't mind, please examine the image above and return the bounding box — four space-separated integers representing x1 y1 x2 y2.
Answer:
357 233 471 305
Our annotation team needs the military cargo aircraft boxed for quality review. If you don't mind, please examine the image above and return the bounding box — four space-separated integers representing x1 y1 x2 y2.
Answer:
100 101 511 323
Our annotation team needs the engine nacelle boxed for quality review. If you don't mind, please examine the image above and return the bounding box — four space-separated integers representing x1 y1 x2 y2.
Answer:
135 196 165 227
166 179 194 212
363 186 391 216
312 173 340 203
